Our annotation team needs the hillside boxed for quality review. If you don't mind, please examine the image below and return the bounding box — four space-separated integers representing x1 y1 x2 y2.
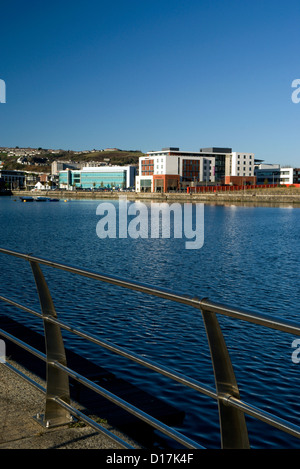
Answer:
76 149 144 166
0 148 145 173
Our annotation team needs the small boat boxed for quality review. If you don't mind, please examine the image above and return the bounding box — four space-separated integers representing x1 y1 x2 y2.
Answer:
19 196 34 202
19 195 60 202
35 196 50 202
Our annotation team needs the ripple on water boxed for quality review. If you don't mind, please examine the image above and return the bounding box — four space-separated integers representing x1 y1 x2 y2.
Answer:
0 198 300 448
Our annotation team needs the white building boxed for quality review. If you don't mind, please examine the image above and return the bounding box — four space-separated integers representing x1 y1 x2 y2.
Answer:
136 148 216 192
228 152 255 178
136 147 256 192
254 165 298 185
280 167 294 185
32 181 46 191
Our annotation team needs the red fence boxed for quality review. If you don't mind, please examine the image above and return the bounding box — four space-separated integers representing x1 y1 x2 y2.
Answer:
187 184 300 194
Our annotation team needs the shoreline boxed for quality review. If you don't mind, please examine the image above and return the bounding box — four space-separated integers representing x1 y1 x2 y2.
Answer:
10 189 300 206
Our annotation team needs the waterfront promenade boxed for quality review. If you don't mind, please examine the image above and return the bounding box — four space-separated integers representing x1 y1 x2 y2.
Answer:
0 359 138 449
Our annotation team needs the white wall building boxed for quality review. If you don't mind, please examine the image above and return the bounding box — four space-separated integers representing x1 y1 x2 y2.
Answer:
229 152 255 177
136 148 216 192
279 167 294 185
136 147 257 192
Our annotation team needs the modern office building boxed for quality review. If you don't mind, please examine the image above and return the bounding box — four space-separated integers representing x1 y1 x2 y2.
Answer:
0 169 26 189
51 161 82 175
136 148 216 193
254 165 300 185
280 167 294 185
254 164 281 185
59 165 136 190
200 147 232 183
225 152 256 185
136 147 255 192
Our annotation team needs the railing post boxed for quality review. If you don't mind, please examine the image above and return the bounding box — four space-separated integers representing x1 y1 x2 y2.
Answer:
201 307 250 449
30 261 71 427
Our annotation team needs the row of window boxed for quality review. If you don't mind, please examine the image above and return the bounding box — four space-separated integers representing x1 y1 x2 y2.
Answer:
142 169 213 176
142 158 213 167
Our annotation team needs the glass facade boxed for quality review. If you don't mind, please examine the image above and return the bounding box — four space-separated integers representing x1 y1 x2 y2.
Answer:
0 170 25 189
140 179 151 187
255 169 280 185
58 172 69 185
59 169 128 189
80 171 126 188
214 155 226 183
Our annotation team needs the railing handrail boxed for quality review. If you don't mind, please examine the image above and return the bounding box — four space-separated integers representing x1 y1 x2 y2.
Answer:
0 246 300 449
1 247 300 336
0 294 217 399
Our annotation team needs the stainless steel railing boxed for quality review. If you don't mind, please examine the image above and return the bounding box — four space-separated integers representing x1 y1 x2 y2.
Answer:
0 246 300 449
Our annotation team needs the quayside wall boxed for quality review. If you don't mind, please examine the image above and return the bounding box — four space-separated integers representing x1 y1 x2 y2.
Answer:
11 189 300 205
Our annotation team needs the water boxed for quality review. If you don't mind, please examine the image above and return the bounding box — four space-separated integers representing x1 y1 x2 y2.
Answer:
0 196 300 449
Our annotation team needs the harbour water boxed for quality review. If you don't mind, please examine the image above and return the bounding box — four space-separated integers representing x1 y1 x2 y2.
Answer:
0 196 300 449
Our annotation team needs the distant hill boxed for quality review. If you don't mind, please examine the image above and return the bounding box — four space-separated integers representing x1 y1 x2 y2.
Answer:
76 149 144 166
0 148 145 173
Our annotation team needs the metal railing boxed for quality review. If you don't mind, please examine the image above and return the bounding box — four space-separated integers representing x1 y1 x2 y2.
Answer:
0 246 300 449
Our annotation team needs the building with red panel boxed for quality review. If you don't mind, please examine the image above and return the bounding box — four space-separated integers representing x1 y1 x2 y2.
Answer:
136 147 217 192
136 147 257 192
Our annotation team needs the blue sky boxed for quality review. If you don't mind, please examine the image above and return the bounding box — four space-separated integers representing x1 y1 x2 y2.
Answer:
0 0 299 166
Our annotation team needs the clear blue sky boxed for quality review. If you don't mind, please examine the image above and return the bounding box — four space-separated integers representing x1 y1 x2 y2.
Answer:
0 0 299 166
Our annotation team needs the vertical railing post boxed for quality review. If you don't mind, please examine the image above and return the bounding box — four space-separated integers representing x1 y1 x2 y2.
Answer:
30 261 71 427
201 307 250 449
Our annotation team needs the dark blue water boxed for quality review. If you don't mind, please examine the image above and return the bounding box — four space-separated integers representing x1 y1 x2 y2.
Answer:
1 196 300 449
